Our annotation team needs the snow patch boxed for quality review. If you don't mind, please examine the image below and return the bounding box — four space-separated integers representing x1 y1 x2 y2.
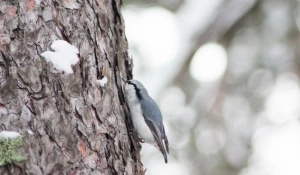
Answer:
41 40 79 74
97 77 108 87
27 130 34 135
0 131 21 139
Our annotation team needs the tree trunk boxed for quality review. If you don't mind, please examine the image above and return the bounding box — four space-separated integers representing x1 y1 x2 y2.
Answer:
0 0 143 174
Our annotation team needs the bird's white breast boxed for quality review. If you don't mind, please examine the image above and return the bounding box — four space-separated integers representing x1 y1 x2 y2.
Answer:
125 84 155 144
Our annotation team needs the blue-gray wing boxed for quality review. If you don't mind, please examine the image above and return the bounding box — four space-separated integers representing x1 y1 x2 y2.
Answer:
140 97 169 163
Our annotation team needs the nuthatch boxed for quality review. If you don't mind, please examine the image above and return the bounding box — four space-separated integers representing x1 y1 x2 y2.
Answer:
123 79 169 163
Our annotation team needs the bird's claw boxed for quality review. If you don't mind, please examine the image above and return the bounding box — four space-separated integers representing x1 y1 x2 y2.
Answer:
129 129 144 143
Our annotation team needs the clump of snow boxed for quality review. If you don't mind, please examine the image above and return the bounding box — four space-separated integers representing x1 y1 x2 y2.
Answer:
97 77 108 87
50 40 78 54
41 40 79 74
0 131 20 139
26 130 33 135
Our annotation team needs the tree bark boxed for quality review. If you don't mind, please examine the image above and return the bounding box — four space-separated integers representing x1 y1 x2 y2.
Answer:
0 0 143 174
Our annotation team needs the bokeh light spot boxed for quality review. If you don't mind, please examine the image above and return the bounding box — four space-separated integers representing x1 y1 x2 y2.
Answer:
265 72 300 124
189 43 227 82
196 128 226 155
242 123 300 175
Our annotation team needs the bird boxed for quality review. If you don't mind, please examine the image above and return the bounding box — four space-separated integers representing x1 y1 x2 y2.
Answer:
123 78 169 163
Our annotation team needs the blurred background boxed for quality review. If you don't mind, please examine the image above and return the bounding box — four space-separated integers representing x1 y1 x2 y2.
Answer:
122 0 300 175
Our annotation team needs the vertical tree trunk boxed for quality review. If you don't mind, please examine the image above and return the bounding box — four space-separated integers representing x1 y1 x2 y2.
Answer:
0 0 143 174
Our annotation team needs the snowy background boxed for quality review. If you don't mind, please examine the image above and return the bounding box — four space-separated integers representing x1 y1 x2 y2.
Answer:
122 0 300 175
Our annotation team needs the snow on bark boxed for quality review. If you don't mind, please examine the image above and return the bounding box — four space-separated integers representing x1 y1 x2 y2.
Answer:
97 76 108 87
0 131 20 139
41 40 79 74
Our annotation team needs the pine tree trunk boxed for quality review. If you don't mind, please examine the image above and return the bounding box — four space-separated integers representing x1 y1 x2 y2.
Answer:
0 0 143 174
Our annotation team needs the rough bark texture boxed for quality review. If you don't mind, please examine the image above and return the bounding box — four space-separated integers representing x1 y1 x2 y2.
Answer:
0 0 143 174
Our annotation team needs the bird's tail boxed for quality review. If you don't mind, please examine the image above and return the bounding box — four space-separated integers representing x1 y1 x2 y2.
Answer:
162 145 168 163
162 126 169 154
159 125 169 163
155 139 168 163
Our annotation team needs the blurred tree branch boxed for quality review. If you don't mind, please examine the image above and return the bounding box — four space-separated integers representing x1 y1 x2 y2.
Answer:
175 0 259 89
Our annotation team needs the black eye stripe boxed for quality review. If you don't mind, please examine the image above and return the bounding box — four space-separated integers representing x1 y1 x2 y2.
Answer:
128 82 143 100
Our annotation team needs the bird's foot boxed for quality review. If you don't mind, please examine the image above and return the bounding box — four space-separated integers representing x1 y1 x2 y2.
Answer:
129 129 144 143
